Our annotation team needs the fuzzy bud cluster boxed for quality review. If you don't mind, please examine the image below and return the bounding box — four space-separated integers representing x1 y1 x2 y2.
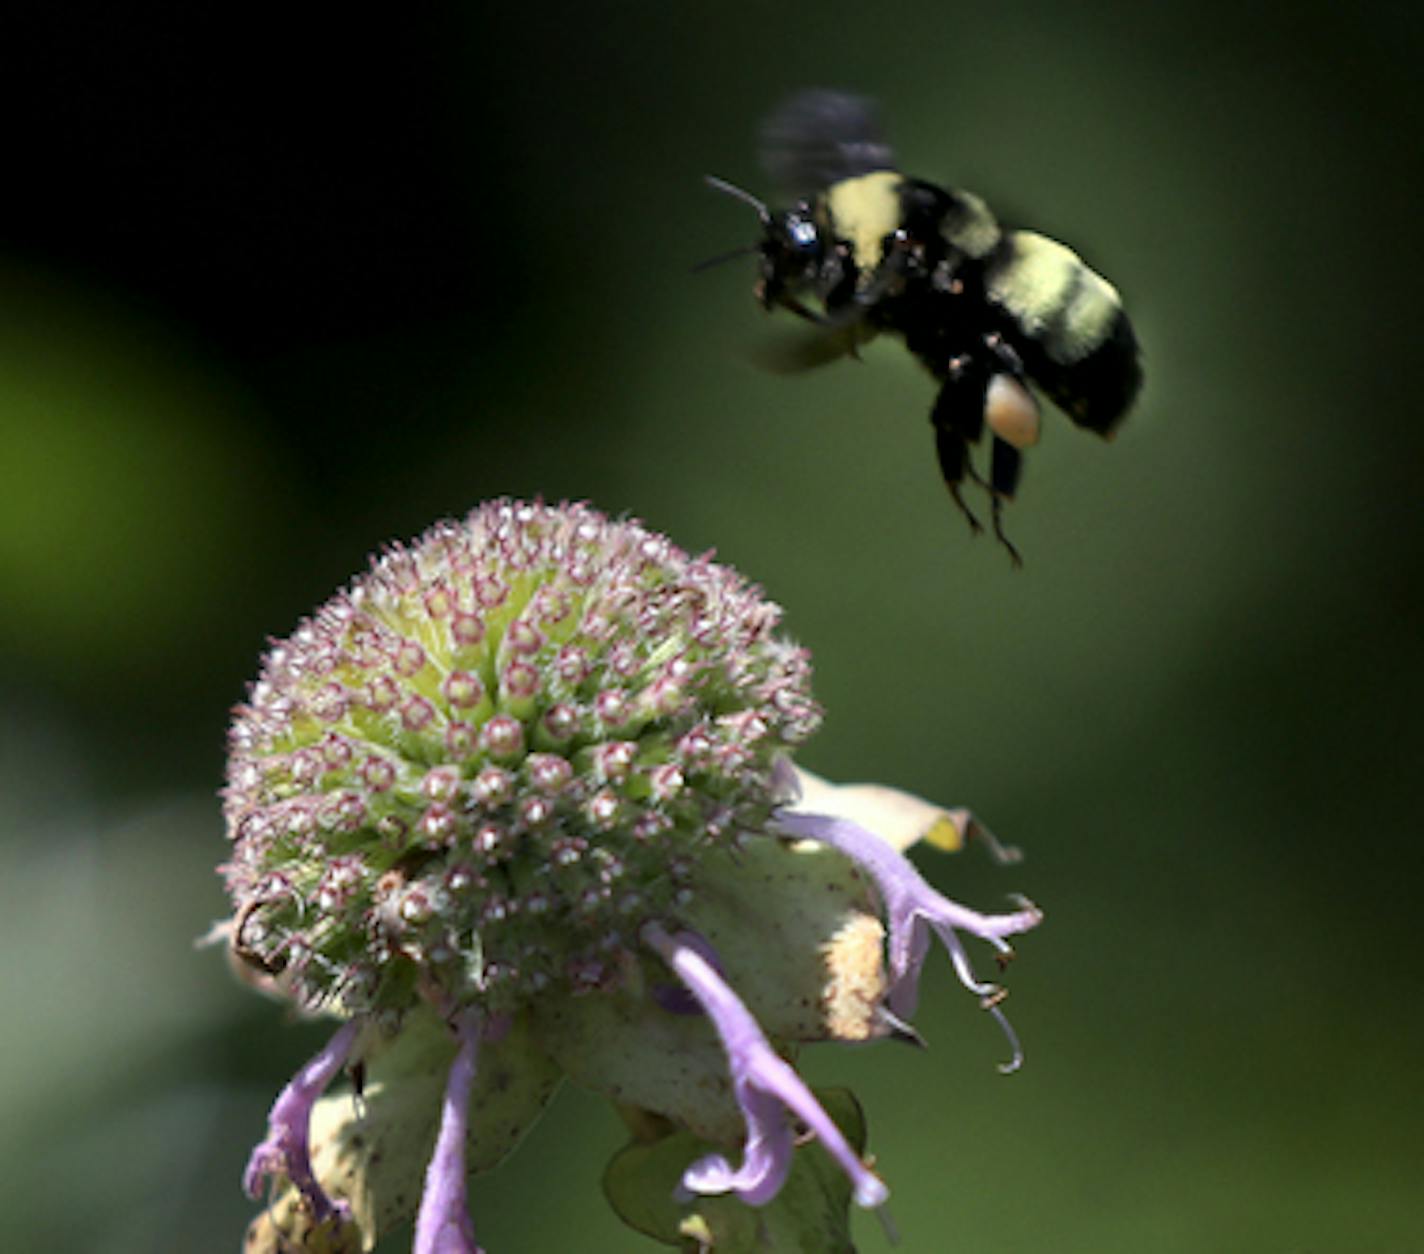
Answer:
221 500 821 1016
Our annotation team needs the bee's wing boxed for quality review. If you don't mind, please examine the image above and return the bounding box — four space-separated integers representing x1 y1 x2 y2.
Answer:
749 322 878 374
759 89 896 196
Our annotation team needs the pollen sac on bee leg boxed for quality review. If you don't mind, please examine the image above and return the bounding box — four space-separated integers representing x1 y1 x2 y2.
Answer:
983 375 1041 451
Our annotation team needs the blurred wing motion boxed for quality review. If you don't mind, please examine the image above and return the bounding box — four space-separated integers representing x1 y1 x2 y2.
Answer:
747 321 879 375
759 88 896 195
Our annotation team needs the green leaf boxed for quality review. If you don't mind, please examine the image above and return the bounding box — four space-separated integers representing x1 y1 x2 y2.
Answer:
532 838 887 1150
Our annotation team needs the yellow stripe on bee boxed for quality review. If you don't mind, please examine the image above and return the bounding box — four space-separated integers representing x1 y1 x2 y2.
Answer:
824 171 903 272
942 189 999 258
990 231 1123 363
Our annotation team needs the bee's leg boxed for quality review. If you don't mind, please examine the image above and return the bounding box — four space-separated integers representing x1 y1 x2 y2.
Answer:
934 425 982 535
988 436 1024 567
931 372 988 536
983 330 1025 376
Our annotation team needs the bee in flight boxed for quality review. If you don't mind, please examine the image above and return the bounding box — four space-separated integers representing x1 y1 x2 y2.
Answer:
704 89 1143 563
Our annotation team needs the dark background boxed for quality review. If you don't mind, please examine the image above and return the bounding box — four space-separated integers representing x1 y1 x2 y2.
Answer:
3 3 1421 1251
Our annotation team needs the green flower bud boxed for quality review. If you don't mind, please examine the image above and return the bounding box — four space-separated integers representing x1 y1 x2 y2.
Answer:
221 499 821 1018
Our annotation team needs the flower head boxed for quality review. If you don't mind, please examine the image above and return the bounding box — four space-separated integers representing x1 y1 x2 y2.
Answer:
219 499 1042 1252
222 499 820 1019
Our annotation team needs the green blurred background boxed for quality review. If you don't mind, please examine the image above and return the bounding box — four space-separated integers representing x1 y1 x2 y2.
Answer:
3 2 1421 1250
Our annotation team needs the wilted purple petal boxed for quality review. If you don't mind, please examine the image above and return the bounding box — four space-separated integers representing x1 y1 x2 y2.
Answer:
413 1008 485 1254
243 1017 362 1222
776 810 1042 1071
642 922 889 1210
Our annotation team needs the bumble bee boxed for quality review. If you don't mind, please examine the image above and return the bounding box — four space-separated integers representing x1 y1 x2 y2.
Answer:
705 89 1142 563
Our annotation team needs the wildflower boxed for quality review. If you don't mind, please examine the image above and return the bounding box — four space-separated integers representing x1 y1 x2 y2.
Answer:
220 499 1041 1252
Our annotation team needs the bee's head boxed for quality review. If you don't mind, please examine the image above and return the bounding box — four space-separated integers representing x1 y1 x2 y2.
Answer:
756 205 824 311
702 176 824 314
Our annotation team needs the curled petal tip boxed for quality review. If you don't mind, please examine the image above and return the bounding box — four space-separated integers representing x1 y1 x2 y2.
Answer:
876 1005 926 1049
243 1019 362 1222
643 923 887 1211
1008 892 1042 920
774 809 1039 1069
983 998 1025 1074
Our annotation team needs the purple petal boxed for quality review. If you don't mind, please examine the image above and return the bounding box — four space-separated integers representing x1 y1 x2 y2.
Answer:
776 809 1042 1071
682 1084 795 1205
643 922 889 1210
243 1017 362 1222
651 931 726 1016
413 1009 486 1254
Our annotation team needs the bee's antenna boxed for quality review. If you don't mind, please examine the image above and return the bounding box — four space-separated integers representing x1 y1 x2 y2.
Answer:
691 243 761 274
703 174 770 224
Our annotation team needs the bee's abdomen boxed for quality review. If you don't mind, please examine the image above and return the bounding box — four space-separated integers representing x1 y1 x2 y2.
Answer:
986 231 1141 434
1020 311 1141 434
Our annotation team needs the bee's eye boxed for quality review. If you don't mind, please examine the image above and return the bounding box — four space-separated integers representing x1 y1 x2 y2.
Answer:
771 211 821 259
785 216 819 252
